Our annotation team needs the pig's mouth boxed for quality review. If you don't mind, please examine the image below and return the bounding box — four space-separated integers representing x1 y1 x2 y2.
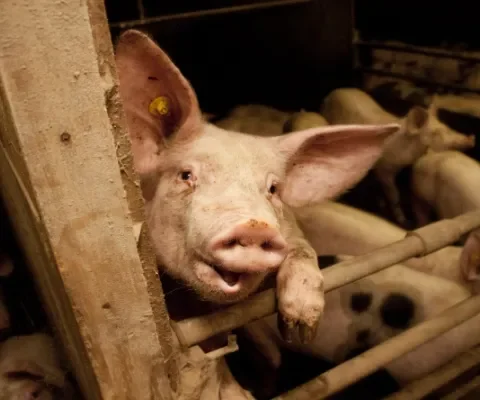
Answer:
210 265 245 286
197 257 256 292
210 263 244 287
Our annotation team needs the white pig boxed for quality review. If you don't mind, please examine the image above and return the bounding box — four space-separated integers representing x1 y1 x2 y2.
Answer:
321 88 475 226
115 30 399 398
0 334 67 399
293 201 470 290
282 110 329 133
264 259 480 385
411 150 480 226
214 104 291 136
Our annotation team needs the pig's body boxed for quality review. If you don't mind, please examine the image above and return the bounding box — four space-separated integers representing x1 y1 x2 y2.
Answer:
321 88 475 226
214 104 291 136
293 201 469 289
411 151 480 224
282 110 329 133
0 334 67 399
263 261 480 384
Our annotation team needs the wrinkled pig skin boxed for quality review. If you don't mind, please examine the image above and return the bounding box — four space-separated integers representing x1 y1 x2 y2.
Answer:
282 110 329 133
0 334 68 400
321 88 475 227
115 29 399 346
411 150 480 226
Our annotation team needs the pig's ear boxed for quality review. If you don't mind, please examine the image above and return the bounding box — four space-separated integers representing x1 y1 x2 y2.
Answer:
276 123 399 207
460 230 480 282
404 106 430 135
115 29 202 176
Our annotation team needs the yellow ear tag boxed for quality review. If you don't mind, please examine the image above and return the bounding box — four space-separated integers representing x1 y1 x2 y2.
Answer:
149 96 170 116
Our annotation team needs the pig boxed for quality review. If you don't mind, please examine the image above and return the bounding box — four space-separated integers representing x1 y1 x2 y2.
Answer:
0 252 13 331
0 334 68 399
115 29 399 397
263 258 480 385
320 88 475 227
214 104 291 136
411 150 480 226
282 110 329 133
115 29 400 340
293 201 469 289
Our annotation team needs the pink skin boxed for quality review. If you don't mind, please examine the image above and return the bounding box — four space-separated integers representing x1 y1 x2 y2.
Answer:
115 29 399 342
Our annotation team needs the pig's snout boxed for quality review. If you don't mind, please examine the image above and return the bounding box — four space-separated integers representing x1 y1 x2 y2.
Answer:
208 219 288 273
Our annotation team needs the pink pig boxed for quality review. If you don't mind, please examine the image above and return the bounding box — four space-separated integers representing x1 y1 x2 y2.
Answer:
115 29 399 344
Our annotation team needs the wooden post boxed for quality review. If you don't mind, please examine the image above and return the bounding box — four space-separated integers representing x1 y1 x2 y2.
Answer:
0 1 178 399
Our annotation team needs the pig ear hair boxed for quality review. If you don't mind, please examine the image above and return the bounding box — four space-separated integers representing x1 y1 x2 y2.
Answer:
460 229 480 282
405 106 430 135
115 29 202 176
277 123 400 208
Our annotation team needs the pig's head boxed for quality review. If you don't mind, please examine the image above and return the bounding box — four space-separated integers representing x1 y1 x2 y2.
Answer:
401 102 475 151
115 29 400 303
288 258 470 363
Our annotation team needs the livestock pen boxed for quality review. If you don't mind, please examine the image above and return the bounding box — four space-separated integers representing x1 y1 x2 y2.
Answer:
1 0 480 399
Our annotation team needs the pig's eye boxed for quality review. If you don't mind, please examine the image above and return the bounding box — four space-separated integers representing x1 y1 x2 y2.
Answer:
269 183 277 195
180 171 193 181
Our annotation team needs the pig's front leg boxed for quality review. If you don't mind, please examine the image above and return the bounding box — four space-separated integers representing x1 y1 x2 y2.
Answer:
276 209 324 343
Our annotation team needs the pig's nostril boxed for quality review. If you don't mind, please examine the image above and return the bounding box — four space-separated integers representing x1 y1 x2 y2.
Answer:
261 241 272 250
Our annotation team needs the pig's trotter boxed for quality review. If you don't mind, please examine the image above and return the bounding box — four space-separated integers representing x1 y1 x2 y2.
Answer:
276 261 325 344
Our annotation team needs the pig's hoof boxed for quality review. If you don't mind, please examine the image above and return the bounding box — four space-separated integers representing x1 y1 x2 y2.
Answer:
276 273 324 344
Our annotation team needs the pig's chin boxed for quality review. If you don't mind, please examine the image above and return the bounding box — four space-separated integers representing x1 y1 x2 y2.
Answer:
194 260 265 303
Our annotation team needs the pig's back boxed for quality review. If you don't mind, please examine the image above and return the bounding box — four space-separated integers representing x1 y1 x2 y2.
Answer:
413 151 480 218
321 88 398 125
294 201 406 256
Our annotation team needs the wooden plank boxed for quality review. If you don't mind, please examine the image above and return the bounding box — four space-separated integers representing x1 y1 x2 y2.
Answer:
0 1 176 399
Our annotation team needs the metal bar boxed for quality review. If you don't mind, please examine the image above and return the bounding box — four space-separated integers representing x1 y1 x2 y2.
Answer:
110 0 312 29
385 347 480 400
174 210 480 347
359 67 480 95
355 40 480 63
273 294 480 400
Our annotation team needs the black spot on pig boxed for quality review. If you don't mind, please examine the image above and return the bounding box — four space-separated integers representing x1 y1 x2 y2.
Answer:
380 293 415 329
350 292 373 313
